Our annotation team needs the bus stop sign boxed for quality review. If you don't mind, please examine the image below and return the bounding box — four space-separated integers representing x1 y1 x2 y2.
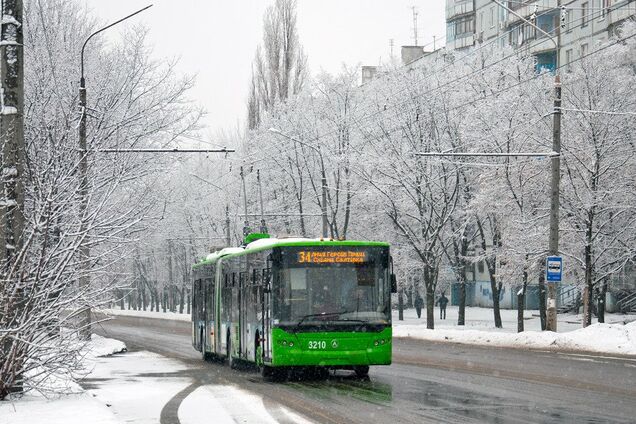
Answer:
546 256 563 283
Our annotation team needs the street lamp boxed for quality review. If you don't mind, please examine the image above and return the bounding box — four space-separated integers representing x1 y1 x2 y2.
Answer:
492 0 562 331
268 128 329 238
77 4 153 338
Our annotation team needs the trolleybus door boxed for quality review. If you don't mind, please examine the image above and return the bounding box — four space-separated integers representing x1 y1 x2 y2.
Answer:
239 272 246 358
262 267 272 361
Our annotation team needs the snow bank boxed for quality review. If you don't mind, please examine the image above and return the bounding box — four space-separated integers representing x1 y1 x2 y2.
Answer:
0 394 120 424
394 320 636 356
100 308 191 322
85 334 127 358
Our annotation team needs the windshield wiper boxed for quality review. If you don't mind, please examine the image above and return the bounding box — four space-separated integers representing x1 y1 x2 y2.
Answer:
294 311 346 331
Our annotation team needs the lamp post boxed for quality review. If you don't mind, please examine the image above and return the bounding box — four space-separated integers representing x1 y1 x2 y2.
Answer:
78 4 152 339
268 128 329 238
492 0 562 332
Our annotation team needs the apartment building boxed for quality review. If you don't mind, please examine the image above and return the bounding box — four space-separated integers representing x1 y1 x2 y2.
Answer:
446 0 636 70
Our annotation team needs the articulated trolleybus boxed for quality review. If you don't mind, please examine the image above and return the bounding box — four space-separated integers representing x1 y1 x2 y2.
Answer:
191 234 397 380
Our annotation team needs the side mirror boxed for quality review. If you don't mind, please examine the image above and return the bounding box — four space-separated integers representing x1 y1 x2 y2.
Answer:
390 274 397 293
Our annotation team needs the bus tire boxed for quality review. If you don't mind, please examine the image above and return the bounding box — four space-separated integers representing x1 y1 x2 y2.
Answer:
261 365 287 382
353 366 369 378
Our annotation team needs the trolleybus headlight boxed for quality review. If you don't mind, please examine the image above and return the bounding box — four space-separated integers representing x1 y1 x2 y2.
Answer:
282 340 287 346
289 342 294 347
380 339 386 345
374 340 379 346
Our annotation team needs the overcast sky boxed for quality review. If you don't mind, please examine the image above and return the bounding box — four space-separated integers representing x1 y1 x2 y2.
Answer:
83 1 445 136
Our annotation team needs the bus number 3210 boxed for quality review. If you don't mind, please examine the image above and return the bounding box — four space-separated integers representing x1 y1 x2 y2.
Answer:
308 341 326 349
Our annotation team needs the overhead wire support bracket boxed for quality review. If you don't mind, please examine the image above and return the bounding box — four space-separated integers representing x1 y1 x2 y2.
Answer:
96 148 235 153
414 152 559 158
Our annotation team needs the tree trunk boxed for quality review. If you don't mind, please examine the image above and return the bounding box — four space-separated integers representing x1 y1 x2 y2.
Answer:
490 273 503 328
597 280 607 323
406 280 413 309
179 287 185 314
517 289 525 333
517 265 528 332
457 271 466 326
584 225 594 327
538 271 547 331
426 285 435 330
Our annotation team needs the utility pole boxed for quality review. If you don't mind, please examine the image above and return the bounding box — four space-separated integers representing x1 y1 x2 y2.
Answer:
320 163 328 239
1 0 25 395
167 239 173 312
77 4 152 339
546 75 562 332
490 0 562 332
240 167 251 236
225 205 231 246
257 169 267 234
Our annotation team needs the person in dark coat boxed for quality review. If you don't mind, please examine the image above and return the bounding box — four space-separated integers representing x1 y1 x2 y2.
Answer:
436 292 449 320
414 294 424 318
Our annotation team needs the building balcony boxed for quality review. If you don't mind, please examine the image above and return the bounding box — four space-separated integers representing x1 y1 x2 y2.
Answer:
446 0 474 20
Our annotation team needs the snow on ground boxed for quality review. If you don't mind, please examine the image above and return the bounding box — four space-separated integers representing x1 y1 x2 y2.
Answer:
179 385 313 424
86 351 191 424
103 304 636 356
100 307 191 322
86 334 127 358
0 394 121 424
393 306 636 356
0 335 127 424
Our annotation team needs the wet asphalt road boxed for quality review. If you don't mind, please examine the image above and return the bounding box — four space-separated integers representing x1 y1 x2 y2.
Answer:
94 315 636 424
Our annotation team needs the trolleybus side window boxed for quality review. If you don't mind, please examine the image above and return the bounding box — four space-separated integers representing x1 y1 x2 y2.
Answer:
204 277 214 318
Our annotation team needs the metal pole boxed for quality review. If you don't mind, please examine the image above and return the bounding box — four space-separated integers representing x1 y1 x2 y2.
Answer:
240 167 250 236
77 4 153 339
225 205 231 246
257 170 267 234
78 76 91 339
321 164 328 239
546 75 562 332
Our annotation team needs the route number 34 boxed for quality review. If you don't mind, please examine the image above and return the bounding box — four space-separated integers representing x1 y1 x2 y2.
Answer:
308 341 326 349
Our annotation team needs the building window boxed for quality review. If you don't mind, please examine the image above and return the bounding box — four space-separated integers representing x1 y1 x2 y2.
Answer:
490 6 495 28
566 49 573 72
566 9 572 32
600 0 611 19
453 15 475 38
477 261 484 274
581 43 588 58
581 2 589 27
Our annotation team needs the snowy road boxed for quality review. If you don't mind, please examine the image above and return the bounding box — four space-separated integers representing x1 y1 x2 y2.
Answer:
95 315 636 424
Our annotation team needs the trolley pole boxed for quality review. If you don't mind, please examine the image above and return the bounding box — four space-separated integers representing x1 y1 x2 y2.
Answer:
546 75 562 332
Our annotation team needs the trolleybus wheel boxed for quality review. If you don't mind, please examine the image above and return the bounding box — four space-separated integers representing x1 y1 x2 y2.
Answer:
353 366 369 378
261 365 287 382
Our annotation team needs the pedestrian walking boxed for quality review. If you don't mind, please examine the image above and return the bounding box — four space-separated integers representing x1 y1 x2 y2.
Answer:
414 294 423 319
436 292 448 320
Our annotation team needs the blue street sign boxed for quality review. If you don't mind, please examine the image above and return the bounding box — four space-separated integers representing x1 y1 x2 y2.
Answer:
546 256 563 283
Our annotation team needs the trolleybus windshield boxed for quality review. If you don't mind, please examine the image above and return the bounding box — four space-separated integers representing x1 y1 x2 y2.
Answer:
275 246 390 328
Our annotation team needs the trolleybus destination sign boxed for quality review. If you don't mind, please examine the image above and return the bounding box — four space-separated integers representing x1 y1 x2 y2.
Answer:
297 250 367 264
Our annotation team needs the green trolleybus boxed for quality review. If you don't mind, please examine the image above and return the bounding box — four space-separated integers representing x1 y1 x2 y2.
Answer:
191 235 397 380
